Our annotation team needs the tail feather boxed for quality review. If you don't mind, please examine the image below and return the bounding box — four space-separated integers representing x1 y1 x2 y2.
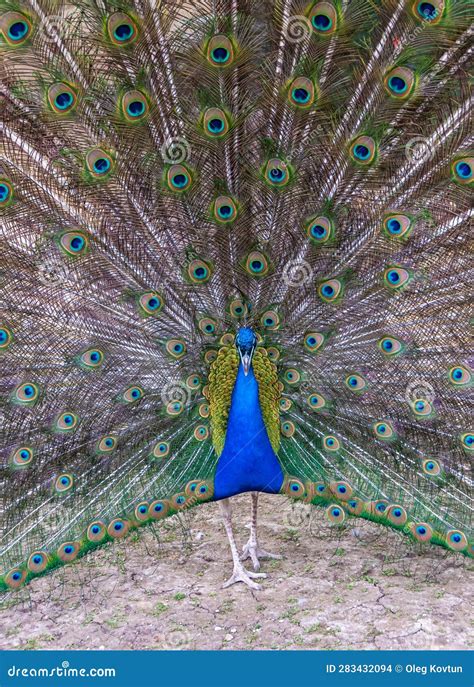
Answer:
1 0 473 591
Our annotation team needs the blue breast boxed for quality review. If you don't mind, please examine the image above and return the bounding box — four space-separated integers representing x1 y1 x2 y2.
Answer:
214 363 284 500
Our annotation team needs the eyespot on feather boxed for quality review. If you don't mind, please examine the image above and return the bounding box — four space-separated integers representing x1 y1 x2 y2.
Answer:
206 35 235 67
309 2 338 35
107 12 138 46
48 83 78 114
1 11 32 46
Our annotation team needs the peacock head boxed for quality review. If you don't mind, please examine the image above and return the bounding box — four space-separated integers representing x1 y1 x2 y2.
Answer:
236 327 257 376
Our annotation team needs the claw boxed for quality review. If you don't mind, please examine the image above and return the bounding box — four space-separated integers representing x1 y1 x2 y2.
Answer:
222 562 267 590
241 542 282 571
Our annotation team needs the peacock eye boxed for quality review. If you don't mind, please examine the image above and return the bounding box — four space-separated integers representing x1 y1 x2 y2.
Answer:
59 230 90 256
198 317 218 335
48 83 78 114
98 435 117 453
12 382 40 406
383 266 411 290
452 157 473 185
382 214 413 240
303 332 325 353
288 77 315 108
387 505 408 526
378 336 404 356
307 393 326 411
373 421 395 440
203 108 230 138
350 135 377 165
345 374 367 392
207 35 234 66
0 325 13 349
384 67 415 99
167 164 193 192
446 529 467 551
0 179 13 207
186 258 213 284
309 2 338 35
165 338 187 359
284 368 301 385
135 502 150 521
213 195 237 223
10 446 34 467
54 473 74 493
86 149 114 178
123 386 143 403
229 299 248 318
107 12 138 46
186 374 201 390
422 458 441 476
56 412 79 431
264 159 291 187
411 398 434 418
412 1 444 23
323 435 340 451
318 278 343 303
138 291 164 316
460 433 474 452
306 216 334 245
260 310 280 330
244 251 271 277
153 441 170 458
80 348 104 369
1 11 32 46
166 400 183 416
121 90 149 122
448 365 471 386
194 424 209 441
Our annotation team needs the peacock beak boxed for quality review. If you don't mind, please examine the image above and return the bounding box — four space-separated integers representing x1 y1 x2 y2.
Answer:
239 345 255 376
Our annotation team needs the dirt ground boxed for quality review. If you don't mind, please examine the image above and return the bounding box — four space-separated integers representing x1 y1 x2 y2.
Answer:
1 494 472 651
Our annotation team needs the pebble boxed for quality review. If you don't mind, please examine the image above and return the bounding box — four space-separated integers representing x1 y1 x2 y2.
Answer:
224 634 233 641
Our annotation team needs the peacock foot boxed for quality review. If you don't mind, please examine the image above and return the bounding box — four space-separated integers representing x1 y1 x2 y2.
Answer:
222 561 267 591
241 541 282 571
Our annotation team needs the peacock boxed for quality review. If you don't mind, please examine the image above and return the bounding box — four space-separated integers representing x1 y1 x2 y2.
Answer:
0 0 472 595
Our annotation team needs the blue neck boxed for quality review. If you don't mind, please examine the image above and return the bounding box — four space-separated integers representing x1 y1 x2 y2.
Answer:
213 363 284 499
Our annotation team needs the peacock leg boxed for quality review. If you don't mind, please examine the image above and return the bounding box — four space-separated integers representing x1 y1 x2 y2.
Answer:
219 498 267 590
241 492 282 571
